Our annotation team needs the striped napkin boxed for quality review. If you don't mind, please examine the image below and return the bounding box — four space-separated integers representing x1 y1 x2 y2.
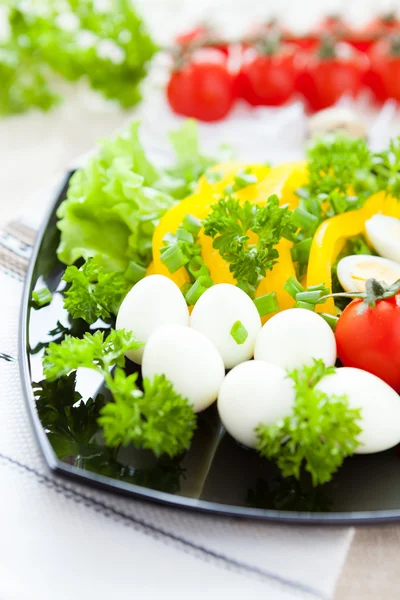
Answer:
0 175 354 600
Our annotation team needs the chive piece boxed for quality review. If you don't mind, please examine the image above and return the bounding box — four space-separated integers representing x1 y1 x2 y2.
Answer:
307 283 328 292
234 171 258 189
296 290 325 305
188 256 210 280
230 320 249 345
185 276 214 305
320 313 339 330
125 260 147 283
254 292 279 317
291 238 312 264
205 169 223 184
181 282 191 297
32 287 52 307
224 183 234 195
292 207 319 231
284 276 305 299
163 232 176 245
294 300 315 311
160 244 189 273
182 213 202 236
176 227 194 244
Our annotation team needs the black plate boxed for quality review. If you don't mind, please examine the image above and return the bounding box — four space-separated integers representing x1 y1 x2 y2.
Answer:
20 172 400 524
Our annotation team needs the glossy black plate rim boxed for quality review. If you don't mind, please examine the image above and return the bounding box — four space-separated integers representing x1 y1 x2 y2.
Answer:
18 170 400 525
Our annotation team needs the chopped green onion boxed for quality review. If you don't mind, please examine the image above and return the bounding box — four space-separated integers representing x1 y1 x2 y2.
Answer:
330 193 349 215
188 256 210 280
163 232 177 245
176 227 194 244
32 287 52 307
234 171 258 189
230 320 249 345
160 244 189 273
284 276 305 299
320 313 339 330
185 276 214 305
125 260 147 284
180 282 191 297
294 300 315 311
182 214 202 236
296 290 325 305
254 292 279 317
224 183 234 195
307 283 329 292
291 238 312 264
292 207 319 232
205 169 223 184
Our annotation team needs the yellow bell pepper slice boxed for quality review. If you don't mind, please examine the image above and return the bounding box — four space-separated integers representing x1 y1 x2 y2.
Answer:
307 192 400 315
150 161 304 310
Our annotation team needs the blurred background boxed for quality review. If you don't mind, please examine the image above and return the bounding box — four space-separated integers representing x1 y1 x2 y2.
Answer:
2 0 400 226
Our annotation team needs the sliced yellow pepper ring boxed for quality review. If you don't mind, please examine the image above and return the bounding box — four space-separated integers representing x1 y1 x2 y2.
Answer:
307 192 400 315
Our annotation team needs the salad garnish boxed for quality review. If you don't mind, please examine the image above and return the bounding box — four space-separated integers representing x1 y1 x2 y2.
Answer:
230 320 249 345
203 195 295 297
256 360 362 486
43 330 196 458
32 286 52 308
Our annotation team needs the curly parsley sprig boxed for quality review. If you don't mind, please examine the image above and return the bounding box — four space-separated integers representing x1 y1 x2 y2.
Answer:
203 194 296 297
63 260 132 325
42 330 197 458
256 360 361 486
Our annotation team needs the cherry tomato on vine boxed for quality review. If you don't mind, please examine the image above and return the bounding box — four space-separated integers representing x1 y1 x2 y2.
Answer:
297 39 368 111
167 48 235 122
238 42 300 106
313 15 353 39
366 37 400 103
335 286 400 393
352 13 400 53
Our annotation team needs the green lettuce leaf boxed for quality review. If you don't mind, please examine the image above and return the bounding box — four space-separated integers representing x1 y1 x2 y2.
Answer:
57 121 175 271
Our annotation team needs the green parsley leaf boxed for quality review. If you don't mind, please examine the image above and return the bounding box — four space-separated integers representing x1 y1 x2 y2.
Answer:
204 195 296 297
373 137 400 200
230 321 248 344
99 370 196 457
43 329 142 382
256 360 362 486
42 330 195 458
34 372 104 458
63 259 132 324
2 0 157 115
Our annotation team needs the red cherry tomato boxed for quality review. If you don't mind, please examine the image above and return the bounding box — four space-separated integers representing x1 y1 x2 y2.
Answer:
313 15 353 39
175 27 209 47
352 13 400 53
174 26 229 55
238 44 299 106
366 37 400 103
167 48 235 122
297 41 368 111
335 294 400 393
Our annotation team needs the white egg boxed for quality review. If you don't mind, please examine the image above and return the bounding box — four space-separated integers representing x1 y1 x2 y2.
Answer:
254 308 336 370
116 275 189 364
366 214 400 264
190 284 262 369
217 360 294 448
141 324 225 413
316 367 400 454
337 254 400 293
